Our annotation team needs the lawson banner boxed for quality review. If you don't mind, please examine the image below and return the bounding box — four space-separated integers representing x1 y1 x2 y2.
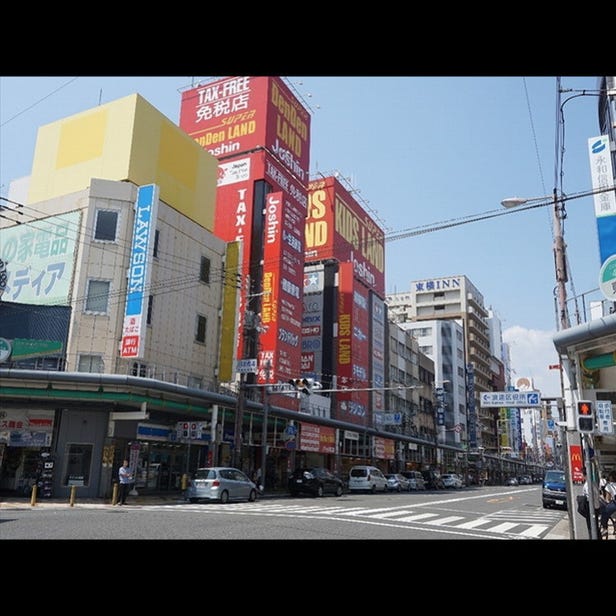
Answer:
121 184 159 358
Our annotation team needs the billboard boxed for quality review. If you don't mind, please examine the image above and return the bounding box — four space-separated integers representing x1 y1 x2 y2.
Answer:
370 293 386 413
120 184 159 358
306 176 385 297
335 262 369 426
0 210 81 305
256 192 305 385
299 422 336 453
179 76 311 182
301 263 325 379
213 151 308 372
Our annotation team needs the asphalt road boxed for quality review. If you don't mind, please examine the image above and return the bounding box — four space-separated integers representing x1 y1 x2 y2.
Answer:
1 485 569 540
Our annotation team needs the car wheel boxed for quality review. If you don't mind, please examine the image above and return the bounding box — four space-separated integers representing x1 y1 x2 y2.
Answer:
290 491 299 497
316 485 324 497
248 489 257 502
335 485 343 497
397 486 401 493
371 484 377 494
219 490 229 504
189 498 198 503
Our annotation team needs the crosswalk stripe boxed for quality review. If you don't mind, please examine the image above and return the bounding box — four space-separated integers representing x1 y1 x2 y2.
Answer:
394 513 441 522
518 525 549 538
424 515 466 526
454 517 495 529
486 521 520 533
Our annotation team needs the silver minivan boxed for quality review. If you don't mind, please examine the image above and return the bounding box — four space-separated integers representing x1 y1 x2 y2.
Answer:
348 465 388 493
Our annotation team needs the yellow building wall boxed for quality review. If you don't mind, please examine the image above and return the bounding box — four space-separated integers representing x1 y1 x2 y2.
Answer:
28 94 217 230
218 240 242 382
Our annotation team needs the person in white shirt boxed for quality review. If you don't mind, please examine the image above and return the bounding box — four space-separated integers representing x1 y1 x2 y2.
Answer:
117 459 133 505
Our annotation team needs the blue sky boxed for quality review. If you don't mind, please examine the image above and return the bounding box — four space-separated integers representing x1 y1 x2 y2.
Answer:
0 75 605 397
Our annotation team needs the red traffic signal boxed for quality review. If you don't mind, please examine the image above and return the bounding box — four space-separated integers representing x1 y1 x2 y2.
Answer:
576 400 594 433
578 401 592 416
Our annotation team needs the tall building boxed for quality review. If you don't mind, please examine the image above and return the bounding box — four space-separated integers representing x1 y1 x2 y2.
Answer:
387 275 494 454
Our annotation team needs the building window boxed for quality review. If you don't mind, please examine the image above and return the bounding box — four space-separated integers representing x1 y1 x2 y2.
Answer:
187 375 203 389
147 295 154 325
196 314 206 343
132 362 147 377
85 280 110 313
153 229 160 258
200 256 211 284
77 354 104 373
94 210 118 241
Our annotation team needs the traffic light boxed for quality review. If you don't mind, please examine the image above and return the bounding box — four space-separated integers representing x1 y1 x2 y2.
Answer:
288 377 314 395
576 400 595 433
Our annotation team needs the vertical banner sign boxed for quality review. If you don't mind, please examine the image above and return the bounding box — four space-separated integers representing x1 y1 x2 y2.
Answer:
121 184 159 358
596 400 614 435
466 363 477 449
588 135 616 300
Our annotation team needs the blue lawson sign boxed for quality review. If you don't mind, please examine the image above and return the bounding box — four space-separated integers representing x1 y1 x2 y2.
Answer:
480 391 541 408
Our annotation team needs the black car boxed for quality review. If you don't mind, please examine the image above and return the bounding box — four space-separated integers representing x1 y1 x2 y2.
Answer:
288 467 344 497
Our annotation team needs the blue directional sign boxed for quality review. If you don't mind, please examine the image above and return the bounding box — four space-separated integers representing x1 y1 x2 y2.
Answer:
480 391 542 407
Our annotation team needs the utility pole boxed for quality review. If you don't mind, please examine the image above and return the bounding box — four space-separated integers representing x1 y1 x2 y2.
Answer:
552 187 570 331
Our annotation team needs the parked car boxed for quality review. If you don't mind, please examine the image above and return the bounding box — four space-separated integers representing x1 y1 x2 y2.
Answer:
400 470 426 490
505 476 519 486
185 467 258 503
348 465 388 493
385 473 411 492
441 473 463 489
518 475 532 485
288 467 344 497
421 470 444 489
542 469 567 509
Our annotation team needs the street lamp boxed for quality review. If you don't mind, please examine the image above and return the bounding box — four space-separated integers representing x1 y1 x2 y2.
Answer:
502 189 570 331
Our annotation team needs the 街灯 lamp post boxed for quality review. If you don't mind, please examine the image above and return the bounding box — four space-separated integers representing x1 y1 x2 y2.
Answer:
502 189 570 331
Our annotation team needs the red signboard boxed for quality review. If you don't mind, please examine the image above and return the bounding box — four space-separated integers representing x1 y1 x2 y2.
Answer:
306 176 385 297
179 76 310 183
257 191 305 384
569 444 584 483
335 262 369 426
299 422 336 453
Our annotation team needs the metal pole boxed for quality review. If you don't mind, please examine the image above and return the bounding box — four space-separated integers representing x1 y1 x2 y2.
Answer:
259 361 272 493
260 388 269 493
233 375 245 469
582 435 599 540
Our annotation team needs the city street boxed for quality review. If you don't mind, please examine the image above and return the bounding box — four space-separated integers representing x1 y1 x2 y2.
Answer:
1 485 568 540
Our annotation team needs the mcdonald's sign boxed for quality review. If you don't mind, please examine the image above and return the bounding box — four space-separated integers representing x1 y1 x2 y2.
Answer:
569 444 584 483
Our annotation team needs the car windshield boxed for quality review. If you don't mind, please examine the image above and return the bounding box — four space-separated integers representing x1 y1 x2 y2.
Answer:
545 471 565 482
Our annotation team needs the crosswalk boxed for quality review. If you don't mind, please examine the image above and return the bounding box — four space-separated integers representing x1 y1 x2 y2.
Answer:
144 501 565 539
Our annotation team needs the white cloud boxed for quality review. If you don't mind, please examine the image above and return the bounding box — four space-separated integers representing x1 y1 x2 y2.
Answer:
503 326 563 398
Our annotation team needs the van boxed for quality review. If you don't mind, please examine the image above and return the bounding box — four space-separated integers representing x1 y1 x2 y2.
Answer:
348 465 388 493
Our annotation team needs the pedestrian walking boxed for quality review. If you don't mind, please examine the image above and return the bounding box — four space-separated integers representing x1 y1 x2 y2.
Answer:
117 459 133 505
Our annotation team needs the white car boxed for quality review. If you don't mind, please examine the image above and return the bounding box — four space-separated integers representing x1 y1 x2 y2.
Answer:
348 465 388 493
441 473 463 489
